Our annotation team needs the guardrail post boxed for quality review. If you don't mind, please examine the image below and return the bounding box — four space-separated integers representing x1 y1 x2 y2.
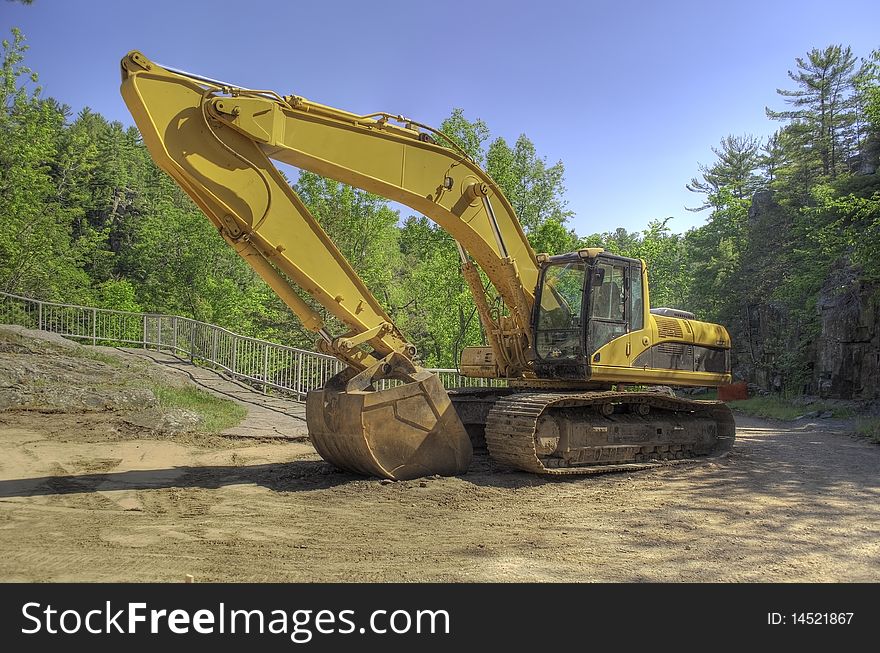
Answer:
142 315 147 349
37 300 43 331
211 328 218 366
91 307 97 345
231 337 238 376
157 317 163 351
172 317 178 353
262 344 269 394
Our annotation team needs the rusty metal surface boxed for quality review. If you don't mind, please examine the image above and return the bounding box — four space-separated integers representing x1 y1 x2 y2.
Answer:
306 355 472 480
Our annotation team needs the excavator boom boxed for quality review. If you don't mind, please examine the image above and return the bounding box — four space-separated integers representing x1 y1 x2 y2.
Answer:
120 52 538 375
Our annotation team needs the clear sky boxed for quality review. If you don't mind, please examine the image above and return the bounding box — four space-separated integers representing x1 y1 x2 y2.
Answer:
3 0 879 236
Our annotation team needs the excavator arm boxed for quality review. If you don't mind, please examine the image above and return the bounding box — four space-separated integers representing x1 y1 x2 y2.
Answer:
120 51 544 479
120 51 538 378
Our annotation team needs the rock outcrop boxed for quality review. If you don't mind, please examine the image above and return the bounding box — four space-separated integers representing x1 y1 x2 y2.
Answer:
815 262 880 400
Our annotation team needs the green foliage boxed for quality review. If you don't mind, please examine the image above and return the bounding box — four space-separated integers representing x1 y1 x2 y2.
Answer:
3 28 879 403
294 172 401 300
859 50 880 129
395 111 577 365
728 396 853 420
856 417 880 443
629 219 689 309
96 279 141 312
579 219 689 310
437 108 489 164
687 134 764 210
529 217 579 256
0 29 92 301
766 45 860 179
397 217 480 366
485 134 572 241
802 183 880 280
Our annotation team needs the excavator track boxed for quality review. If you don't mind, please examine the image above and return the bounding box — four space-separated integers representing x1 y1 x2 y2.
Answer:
484 391 735 475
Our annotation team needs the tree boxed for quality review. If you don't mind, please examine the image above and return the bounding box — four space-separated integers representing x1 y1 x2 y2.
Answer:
578 220 687 309
853 48 880 173
687 134 763 210
681 187 751 322
437 108 489 164
0 28 90 300
395 110 577 365
486 134 572 244
629 219 689 309
528 217 578 256
294 171 402 306
439 110 574 250
766 45 859 178
396 216 479 367
857 49 880 131
757 130 785 183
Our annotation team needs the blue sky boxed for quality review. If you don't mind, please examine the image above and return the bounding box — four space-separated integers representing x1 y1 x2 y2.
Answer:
3 0 878 236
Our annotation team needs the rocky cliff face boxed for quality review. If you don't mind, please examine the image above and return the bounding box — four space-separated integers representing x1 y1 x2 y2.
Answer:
730 190 793 393
815 262 880 400
739 188 880 402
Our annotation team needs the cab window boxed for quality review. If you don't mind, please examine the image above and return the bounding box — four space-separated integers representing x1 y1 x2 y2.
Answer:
588 262 627 352
535 261 586 360
630 264 644 331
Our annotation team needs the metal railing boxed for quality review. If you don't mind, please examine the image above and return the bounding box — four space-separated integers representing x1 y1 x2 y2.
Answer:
0 291 503 399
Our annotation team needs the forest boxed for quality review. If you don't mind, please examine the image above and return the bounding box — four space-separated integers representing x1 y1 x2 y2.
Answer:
1 27 879 399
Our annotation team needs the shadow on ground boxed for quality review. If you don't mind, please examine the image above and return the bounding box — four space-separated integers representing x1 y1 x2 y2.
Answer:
0 460 358 498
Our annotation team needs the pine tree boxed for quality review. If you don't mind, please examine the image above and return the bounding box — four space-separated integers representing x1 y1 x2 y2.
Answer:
686 134 763 210
766 45 859 178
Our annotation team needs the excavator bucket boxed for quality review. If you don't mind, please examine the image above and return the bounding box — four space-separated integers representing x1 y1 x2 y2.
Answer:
306 354 472 480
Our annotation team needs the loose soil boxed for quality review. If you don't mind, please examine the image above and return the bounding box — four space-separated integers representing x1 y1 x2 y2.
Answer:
1 328 877 582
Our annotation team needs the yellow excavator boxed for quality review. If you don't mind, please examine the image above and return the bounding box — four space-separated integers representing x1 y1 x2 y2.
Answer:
120 52 735 480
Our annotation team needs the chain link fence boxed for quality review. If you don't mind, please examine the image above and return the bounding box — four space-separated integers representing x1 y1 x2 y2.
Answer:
0 291 502 399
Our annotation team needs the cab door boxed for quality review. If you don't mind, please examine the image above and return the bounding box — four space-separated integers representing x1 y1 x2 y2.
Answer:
587 258 631 365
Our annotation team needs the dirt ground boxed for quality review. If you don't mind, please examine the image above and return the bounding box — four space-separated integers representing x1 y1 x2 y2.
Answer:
1 328 878 582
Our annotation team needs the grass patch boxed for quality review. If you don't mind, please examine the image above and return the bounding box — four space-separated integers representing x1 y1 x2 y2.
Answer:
728 395 853 420
152 384 247 433
81 349 127 367
856 417 880 444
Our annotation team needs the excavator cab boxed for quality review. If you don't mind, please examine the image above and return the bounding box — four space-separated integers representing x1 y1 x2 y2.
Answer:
532 250 643 381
